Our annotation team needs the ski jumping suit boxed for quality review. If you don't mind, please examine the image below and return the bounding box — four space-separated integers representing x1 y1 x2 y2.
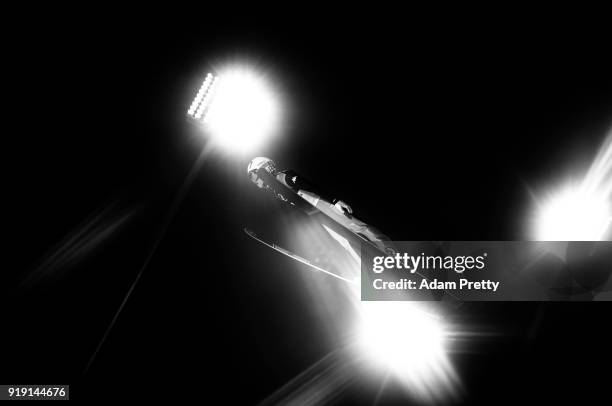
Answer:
255 167 395 254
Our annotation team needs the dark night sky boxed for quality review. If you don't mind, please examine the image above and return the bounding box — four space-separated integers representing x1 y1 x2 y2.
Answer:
4 10 612 403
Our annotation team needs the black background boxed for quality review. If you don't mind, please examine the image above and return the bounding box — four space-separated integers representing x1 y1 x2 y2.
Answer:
4 9 612 404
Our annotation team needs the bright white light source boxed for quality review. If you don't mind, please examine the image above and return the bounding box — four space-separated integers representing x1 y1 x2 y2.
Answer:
187 65 281 154
285 218 461 402
356 301 458 401
194 78 218 120
532 132 612 241
534 186 611 241
187 73 214 117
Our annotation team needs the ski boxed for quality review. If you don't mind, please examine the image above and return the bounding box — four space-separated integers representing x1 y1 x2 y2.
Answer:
244 227 357 285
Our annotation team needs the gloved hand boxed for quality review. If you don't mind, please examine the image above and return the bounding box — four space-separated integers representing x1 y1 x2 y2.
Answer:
333 200 353 216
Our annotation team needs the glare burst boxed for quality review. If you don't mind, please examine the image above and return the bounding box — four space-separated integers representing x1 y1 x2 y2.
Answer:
533 131 612 241
186 65 282 154
355 301 460 402
284 219 462 403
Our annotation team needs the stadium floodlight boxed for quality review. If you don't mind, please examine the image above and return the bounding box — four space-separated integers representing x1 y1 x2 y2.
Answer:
283 219 461 402
532 132 612 241
534 185 611 241
355 301 460 402
186 65 281 154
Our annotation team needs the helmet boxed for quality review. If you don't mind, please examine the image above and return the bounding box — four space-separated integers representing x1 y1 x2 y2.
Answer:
247 157 276 174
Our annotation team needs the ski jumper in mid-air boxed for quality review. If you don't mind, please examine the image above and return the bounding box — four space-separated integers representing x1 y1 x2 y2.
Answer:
247 157 396 255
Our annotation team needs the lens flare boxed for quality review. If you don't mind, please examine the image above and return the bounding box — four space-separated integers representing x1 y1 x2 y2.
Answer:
534 185 611 241
532 131 612 241
283 218 461 403
355 301 460 401
186 65 282 154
